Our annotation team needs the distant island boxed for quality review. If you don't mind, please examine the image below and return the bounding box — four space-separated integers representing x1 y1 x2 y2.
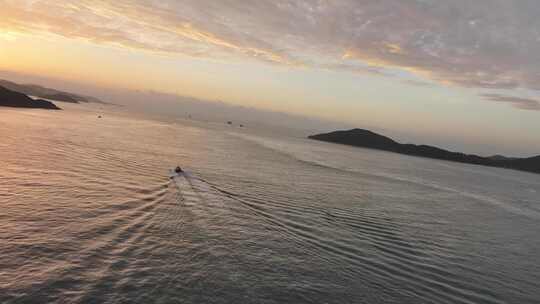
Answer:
309 129 540 175
40 93 79 103
0 86 61 110
0 79 103 104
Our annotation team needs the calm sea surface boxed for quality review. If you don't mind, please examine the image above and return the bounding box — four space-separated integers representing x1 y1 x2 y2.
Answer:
1 104 539 303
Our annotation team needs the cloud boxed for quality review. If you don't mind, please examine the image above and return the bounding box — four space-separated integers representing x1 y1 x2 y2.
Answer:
482 94 540 111
0 0 296 65
2 0 540 92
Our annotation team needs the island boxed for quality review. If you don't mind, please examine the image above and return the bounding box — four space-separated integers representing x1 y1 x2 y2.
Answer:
0 79 104 103
309 128 540 175
40 93 79 103
0 85 61 110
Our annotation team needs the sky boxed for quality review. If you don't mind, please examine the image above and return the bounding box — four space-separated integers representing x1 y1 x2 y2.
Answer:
1 0 539 156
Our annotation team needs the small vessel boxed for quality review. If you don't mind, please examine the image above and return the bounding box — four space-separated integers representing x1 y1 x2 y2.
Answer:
169 166 184 179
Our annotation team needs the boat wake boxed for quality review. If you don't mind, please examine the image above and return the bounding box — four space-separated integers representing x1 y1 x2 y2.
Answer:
166 170 510 304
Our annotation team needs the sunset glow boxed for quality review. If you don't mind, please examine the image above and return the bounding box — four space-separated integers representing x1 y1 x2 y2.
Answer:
1 0 539 154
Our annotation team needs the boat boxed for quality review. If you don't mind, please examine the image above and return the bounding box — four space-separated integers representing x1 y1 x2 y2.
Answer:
169 166 184 178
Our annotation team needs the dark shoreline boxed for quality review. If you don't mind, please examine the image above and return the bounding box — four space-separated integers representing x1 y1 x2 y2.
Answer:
309 129 540 175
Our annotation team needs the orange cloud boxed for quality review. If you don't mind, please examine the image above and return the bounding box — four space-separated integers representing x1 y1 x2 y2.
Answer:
0 1 295 66
2 0 540 96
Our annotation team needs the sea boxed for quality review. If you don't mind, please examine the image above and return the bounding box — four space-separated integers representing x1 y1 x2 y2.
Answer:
1 103 539 304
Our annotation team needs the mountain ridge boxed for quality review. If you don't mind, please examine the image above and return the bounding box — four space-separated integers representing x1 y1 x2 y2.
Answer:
0 79 103 104
0 86 61 110
309 128 540 175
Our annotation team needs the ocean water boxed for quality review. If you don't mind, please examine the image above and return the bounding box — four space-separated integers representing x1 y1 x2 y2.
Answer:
1 104 540 304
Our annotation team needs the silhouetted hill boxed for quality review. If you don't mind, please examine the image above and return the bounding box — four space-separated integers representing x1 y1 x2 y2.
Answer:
508 156 540 174
0 79 103 103
311 129 400 150
40 93 79 103
488 155 513 161
0 86 61 110
309 129 540 174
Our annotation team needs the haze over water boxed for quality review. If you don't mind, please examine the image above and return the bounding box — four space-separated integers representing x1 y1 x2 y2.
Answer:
1 104 539 303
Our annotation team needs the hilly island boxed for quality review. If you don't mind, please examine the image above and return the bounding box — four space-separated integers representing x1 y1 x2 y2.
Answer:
0 79 104 104
309 129 540 175
0 85 61 110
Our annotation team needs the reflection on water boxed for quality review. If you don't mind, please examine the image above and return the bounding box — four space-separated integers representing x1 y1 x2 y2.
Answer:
1 105 540 303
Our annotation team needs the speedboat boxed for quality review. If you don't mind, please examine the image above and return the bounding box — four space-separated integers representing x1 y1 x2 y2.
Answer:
169 166 184 179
